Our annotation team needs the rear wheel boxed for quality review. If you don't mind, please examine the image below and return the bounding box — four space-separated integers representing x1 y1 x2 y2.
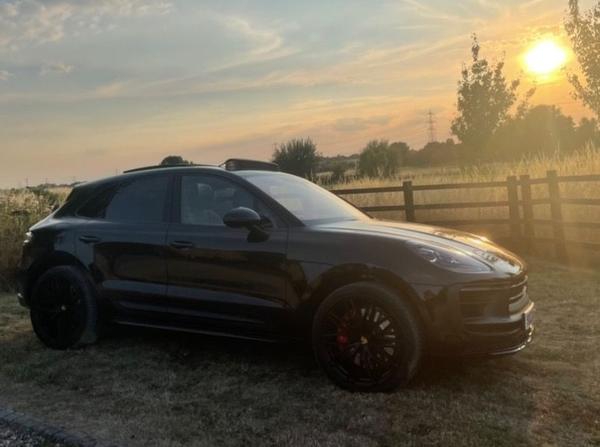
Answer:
312 282 423 392
30 266 98 350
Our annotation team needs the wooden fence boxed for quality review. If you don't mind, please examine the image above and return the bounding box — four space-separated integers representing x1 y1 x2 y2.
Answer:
331 170 600 262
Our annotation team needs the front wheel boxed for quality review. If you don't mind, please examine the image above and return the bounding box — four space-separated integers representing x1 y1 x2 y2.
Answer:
312 282 424 392
30 266 98 350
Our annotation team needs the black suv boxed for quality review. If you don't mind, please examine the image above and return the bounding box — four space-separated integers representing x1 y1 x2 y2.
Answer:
18 160 534 391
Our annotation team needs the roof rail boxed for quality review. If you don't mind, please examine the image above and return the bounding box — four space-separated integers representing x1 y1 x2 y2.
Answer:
123 164 207 174
123 159 278 174
223 159 279 172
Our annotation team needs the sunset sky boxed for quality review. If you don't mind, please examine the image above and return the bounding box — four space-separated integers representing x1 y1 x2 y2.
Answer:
0 0 595 187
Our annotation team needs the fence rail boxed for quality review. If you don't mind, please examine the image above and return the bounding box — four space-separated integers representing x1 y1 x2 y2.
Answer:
331 170 600 262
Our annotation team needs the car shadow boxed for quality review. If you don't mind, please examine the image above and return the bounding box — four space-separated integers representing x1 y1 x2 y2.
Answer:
102 324 504 389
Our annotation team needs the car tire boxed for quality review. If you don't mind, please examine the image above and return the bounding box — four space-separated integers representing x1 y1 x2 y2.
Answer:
312 282 423 392
30 265 98 350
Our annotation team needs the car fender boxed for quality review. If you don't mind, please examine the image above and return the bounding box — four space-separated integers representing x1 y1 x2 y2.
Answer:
292 261 434 337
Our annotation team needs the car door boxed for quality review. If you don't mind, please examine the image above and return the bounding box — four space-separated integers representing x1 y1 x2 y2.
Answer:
74 173 173 318
166 172 291 338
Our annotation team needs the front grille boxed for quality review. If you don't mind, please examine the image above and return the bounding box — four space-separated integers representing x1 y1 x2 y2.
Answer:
459 276 528 319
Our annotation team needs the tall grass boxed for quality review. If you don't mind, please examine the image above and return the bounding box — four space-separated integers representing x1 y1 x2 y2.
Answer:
0 188 64 291
326 146 600 245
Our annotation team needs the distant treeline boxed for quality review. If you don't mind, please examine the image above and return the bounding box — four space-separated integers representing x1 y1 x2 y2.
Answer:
267 104 600 183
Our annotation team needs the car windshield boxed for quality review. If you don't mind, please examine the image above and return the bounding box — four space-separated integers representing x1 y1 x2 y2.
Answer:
239 172 367 224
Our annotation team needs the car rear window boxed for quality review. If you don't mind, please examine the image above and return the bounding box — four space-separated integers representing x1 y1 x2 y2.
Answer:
77 175 169 223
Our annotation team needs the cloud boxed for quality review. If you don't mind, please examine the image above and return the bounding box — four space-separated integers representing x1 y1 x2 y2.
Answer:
0 69 12 81
93 80 129 98
400 0 482 24
0 0 172 51
40 62 74 76
199 12 297 73
334 115 392 133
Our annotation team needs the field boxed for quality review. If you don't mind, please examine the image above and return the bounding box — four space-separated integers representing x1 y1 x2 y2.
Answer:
0 259 598 446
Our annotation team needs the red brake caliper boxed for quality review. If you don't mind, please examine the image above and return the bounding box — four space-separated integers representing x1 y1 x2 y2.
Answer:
336 332 348 346
336 319 349 346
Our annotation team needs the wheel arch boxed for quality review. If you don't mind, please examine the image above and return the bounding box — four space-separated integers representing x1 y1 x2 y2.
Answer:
24 251 89 302
298 263 431 337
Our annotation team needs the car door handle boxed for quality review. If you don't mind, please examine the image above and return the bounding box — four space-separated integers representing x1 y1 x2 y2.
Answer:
170 240 194 249
79 235 100 244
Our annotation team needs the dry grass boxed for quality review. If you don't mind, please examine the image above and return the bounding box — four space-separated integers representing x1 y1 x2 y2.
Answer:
0 259 598 446
327 147 600 245
0 188 65 291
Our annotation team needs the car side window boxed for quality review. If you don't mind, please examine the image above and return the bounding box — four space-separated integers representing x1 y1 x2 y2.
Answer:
180 175 277 228
78 175 169 223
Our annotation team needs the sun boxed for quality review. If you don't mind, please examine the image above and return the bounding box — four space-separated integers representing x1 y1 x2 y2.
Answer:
524 40 567 76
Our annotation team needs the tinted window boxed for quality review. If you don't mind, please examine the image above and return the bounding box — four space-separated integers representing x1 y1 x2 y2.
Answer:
180 175 276 227
78 175 169 223
239 172 366 224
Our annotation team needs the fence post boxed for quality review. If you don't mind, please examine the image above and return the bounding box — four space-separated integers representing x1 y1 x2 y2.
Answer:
506 176 522 242
519 174 535 252
547 170 568 262
402 180 415 222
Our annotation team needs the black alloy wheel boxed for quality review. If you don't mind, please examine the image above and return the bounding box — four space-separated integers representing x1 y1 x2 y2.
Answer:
313 282 423 392
30 266 98 350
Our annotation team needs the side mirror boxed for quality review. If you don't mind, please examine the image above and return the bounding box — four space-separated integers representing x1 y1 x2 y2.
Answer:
223 207 262 229
223 207 269 242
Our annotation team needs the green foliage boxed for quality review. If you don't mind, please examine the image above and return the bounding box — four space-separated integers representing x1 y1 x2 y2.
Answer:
358 140 409 178
487 105 600 160
388 141 410 167
316 154 358 173
406 139 460 166
160 155 192 166
329 164 348 183
451 35 521 157
272 138 319 178
565 0 600 120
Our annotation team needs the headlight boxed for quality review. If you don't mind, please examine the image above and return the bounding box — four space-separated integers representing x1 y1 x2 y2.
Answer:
23 231 33 245
407 242 491 273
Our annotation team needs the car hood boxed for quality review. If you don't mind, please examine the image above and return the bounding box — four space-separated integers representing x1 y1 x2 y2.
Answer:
317 219 525 275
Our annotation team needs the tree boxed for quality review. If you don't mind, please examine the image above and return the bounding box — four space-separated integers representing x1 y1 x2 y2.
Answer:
271 138 319 178
358 140 409 178
451 35 520 158
565 0 600 120
329 164 347 184
160 155 192 166
407 139 459 166
485 105 600 160
388 141 410 170
575 117 600 148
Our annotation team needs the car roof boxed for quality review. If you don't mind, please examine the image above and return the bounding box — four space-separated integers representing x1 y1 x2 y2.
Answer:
73 165 285 192
76 165 220 190
60 164 303 227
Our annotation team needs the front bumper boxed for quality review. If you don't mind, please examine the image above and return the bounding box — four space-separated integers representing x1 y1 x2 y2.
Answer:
486 323 534 356
460 302 535 356
423 274 535 356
